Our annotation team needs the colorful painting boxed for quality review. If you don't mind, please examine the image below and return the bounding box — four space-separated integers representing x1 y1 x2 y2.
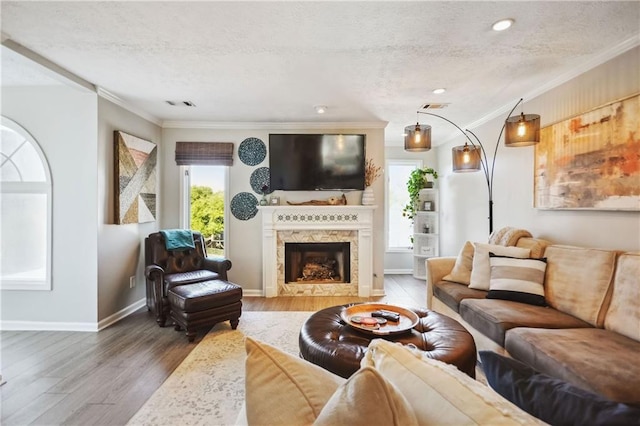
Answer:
534 94 640 210
115 131 157 224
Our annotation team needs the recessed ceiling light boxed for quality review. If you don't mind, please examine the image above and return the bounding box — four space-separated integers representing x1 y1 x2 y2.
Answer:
314 105 327 114
433 88 446 94
492 18 514 31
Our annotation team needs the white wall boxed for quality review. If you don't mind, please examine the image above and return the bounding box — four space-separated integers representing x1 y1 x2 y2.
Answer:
383 146 438 272
1 86 99 325
436 46 640 255
161 126 386 295
97 98 162 321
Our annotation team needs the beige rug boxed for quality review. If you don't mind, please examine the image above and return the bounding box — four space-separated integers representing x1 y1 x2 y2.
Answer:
127 311 313 426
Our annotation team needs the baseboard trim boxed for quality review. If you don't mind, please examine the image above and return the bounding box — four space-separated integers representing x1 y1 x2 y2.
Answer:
242 289 264 297
371 289 386 297
0 298 146 332
97 298 146 331
383 269 412 274
0 319 98 332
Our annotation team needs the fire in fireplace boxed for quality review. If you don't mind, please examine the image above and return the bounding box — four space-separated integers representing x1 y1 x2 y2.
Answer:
284 242 351 284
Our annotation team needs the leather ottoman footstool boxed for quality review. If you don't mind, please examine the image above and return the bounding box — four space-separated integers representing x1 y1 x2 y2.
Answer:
168 280 242 342
299 304 476 378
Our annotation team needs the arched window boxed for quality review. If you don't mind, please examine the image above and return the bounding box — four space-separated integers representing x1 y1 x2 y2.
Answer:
1 116 52 290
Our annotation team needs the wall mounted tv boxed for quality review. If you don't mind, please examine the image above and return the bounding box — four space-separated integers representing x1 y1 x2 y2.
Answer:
269 134 366 191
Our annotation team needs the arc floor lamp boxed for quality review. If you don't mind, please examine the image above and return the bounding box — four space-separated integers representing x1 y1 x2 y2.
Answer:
405 98 540 234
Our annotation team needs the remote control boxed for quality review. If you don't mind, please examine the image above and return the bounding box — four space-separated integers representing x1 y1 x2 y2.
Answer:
371 310 400 322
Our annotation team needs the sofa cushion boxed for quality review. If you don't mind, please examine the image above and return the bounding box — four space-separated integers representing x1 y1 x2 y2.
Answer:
244 337 344 425
604 252 640 341
460 298 591 346
314 366 418 426
479 350 640 426
164 270 220 290
487 254 547 306
544 245 617 327
469 243 530 291
433 281 487 313
362 339 544 425
505 327 640 405
442 241 474 285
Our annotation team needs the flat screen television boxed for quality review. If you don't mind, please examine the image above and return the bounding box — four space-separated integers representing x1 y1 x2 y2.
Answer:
269 134 366 191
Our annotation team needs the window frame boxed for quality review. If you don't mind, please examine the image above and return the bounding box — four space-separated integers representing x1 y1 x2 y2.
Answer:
385 158 423 253
180 165 230 258
1 116 53 291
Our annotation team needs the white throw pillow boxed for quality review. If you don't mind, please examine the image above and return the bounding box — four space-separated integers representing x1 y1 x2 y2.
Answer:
362 339 545 425
469 243 530 291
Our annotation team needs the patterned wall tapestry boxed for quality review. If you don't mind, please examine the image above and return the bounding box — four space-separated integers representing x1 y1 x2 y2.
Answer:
115 130 157 224
534 93 640 210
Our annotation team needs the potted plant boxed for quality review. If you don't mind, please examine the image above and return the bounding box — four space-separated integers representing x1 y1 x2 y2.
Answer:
402 167 438 220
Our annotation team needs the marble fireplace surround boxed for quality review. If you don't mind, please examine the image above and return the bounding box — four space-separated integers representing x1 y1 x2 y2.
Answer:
260 205 375 297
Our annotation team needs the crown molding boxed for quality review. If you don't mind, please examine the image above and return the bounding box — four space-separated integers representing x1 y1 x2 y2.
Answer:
1 38 95 93
161 120 388 130
461 34 640 137
97 87 162 126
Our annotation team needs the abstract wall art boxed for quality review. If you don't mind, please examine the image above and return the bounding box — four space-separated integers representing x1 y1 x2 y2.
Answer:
115 130 157 224
534 93 640 210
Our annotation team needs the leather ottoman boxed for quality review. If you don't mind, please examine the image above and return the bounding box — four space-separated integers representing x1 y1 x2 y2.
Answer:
299 304 476 378
168 280 242 342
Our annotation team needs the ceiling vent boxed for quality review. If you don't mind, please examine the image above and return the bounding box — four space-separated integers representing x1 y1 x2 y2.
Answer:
166 101 196 107
420 103 450 110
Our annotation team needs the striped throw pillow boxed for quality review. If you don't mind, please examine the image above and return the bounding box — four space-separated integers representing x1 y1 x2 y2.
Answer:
487 253 547 306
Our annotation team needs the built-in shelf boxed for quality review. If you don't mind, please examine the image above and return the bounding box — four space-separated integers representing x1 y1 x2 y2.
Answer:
413 189 439 279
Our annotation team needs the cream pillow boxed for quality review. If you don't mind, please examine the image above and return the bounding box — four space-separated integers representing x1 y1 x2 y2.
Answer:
362 339 544 425
314 366 418 426
244 337 344 425
442 241 474 285
469 243 530 291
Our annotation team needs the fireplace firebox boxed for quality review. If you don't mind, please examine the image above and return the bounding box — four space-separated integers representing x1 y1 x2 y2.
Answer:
285 242 351 284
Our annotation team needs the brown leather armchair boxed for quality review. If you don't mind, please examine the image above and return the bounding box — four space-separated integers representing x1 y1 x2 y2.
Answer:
144 231 232 327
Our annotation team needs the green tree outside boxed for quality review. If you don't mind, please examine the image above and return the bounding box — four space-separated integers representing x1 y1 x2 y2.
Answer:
190 185 224 256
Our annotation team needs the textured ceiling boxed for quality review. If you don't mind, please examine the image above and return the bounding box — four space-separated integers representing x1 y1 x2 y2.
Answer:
2 1 639 146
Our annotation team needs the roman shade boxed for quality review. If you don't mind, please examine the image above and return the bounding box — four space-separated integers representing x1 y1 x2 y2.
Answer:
175 142 234 166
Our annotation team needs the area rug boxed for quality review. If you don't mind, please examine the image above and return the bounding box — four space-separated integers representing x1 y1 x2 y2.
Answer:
127 311 313 426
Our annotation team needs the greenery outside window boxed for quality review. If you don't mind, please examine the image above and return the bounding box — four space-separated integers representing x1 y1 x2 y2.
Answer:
181 166 228 257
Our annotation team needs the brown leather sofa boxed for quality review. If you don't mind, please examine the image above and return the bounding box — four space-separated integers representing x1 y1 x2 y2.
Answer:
427 238 640 405
145 231 232 327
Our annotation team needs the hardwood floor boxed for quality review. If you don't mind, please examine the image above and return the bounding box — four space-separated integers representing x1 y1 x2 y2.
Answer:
0 275 425 425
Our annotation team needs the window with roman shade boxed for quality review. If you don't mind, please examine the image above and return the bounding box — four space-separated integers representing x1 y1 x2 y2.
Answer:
175 142 234 166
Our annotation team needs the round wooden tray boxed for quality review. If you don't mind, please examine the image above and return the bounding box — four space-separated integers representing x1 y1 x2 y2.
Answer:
340 303 419 336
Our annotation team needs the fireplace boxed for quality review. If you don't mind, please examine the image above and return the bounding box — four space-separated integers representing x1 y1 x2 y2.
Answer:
260 205 375 297
285 242 351 284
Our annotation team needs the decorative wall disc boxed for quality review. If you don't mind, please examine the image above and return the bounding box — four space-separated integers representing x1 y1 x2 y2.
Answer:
238 137 266 166
230 192 258 221
250 167 272 195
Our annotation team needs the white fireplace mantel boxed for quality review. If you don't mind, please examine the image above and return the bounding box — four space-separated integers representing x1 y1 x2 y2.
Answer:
260 205 376 297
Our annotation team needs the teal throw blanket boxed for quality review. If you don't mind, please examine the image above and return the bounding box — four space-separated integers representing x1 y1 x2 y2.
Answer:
160 229 195 251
